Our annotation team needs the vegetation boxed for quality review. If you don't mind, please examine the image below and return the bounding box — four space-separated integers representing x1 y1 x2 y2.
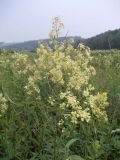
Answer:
85 29 120 50
1 29 120 51
0 18 120 159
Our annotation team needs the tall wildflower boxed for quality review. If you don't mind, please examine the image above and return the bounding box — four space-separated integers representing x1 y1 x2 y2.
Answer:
24 17 109 127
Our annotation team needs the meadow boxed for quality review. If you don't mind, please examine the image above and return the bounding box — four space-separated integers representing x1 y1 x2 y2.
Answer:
0 45 120 160
0 19 120 160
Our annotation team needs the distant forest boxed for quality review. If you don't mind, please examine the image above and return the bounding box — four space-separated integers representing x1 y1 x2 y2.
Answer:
0 28 120 51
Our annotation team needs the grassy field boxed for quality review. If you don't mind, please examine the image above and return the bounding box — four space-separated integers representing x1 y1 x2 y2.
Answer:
0 47 120 160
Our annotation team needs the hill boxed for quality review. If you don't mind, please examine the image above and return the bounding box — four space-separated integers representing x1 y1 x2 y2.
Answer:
0 28 120 51
84 28 120 50
0 37 83 51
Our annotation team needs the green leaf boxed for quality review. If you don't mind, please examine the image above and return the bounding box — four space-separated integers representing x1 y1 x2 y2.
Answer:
67 155 85 160
65 138 79 149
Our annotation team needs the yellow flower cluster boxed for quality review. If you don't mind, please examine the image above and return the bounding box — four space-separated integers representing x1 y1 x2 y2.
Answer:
11 53 28 75
89 92 109 121
71 108 90 124
24 76 40 95
0 93 7 117
22 39 109 126
50 68 64 84
19 20 109 127
59 91 91 124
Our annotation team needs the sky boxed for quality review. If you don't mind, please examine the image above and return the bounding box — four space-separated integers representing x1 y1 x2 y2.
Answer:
0 0 120 42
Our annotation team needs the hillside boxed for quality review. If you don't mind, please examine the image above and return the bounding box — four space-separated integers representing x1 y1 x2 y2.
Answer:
84 28 120 49
0 37 82 51
0 42 15 48
0 28 120 51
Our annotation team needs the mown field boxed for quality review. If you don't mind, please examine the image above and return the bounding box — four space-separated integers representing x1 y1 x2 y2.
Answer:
0 43 120 160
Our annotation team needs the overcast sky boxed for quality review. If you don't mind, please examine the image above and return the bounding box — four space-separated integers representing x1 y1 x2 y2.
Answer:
0 0 120 42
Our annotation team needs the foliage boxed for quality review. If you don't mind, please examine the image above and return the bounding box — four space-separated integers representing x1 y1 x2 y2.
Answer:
91 50 120 124
0 18 119 160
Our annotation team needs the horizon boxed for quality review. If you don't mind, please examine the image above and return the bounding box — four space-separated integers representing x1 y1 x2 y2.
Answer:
1 28 120 44
0 0 120 43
